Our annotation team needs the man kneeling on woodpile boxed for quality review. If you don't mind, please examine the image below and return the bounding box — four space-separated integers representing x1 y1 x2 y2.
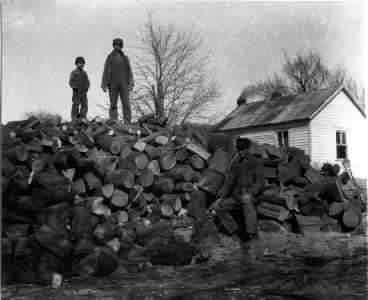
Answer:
211 137 265 241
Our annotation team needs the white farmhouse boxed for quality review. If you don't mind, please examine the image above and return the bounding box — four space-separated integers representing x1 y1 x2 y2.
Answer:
216 84 367 185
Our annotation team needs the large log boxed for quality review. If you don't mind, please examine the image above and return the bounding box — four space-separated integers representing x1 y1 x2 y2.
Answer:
187 190 208 220
111 189 129 208
134 152 150 170
186 141 211 161
189 154 206 170
159 152 177 171
105 169 135 189
342 206 361 229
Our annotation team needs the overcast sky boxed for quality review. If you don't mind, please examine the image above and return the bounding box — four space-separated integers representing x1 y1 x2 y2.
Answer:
2 0 367 122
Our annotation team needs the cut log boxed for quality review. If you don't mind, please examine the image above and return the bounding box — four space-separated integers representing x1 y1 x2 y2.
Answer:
114 210 129 226
120 144 132 159
175 148 189 162
134 153 150 170
208 148 231 174
83 172 102 191
159 152 177 171
133 141 146 152
328 202 345 218
102 183 114 199
186 142 211 161
78 131 95 148
257 202 290 222
89 197 111 217
105 169 135 189
161 202 174 218
342 207 361 229
189 154 206 170
148 160 161 176
295 214 324 233
137 169 154 187
175 182 195 192
144 144 162 159
72 178 86 195
167 165 195 182
95 134 121 154
155 135 169 145
197 169 225 195
111 189 129 208
153 177 175 194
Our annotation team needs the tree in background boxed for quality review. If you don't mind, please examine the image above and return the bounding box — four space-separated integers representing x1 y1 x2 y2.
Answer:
132 16 220 125
239 51 365 109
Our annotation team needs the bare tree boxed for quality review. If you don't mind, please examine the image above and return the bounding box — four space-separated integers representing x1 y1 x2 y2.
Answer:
132 16 220 125
283 51 331 93
239 51 365 110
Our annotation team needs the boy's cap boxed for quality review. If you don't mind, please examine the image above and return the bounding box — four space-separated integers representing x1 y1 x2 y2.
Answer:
75 57 85 65
113 38 123 47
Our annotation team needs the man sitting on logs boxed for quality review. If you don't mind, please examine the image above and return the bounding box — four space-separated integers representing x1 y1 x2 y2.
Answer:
211 137 265 241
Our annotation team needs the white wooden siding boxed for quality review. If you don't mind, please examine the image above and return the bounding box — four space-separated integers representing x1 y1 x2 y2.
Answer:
310 91 367 179
239 125 310 155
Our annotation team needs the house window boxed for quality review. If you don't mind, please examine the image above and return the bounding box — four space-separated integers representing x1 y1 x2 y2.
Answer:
336 131 347 159
277 130 289 147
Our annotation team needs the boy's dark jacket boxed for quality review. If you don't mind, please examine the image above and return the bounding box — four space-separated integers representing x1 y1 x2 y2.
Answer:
101 50 134 89
69 68 90 92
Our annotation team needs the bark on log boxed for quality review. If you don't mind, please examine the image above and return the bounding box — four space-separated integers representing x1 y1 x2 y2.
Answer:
189 154 206 170
197 169 225 195
153 177 175 194
257 202 290 222
208 149 230 174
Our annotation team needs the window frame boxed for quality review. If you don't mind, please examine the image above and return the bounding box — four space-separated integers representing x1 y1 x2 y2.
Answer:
336 130 348 160
277 130 289 148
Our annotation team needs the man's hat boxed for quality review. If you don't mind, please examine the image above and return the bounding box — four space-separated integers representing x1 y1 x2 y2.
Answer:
75 56 85 65
113 38 123 47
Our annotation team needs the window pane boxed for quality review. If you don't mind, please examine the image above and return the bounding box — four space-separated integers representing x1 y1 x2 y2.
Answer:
342 132 346 145
284 131 289 147
336 132 340 145
277 132 283 147
337 145 347 159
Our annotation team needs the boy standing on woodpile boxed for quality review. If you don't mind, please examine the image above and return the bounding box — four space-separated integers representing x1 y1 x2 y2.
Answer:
101 38 134 123
211 137 265 241
69 56 90 121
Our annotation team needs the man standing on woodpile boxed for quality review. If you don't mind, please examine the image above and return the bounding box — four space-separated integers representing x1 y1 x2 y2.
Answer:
211 137 265 240
101 38 134 123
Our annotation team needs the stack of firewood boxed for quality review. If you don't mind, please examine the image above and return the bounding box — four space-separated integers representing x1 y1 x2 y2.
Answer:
1 116 224 284
1 116 364 285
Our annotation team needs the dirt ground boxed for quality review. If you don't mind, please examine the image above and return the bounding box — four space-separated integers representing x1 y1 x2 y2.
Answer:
2 221 367 300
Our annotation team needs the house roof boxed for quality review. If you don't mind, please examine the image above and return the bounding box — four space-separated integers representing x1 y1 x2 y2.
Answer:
216 84 366 132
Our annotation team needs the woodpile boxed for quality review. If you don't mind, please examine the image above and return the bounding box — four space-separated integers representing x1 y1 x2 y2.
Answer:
1 116 365 285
